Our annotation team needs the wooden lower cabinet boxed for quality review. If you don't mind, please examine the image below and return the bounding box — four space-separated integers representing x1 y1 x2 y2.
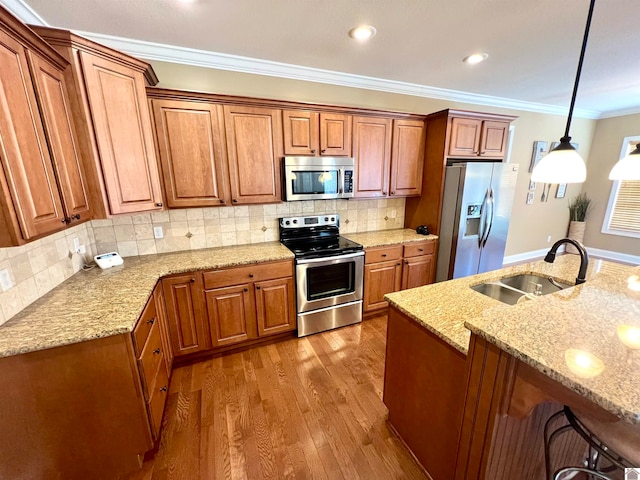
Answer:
255 277 296 336
206 283 256 347
364 259 402 313
401 255 435 290
162 273 210 358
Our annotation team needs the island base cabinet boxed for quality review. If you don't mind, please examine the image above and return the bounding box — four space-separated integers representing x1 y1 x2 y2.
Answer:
0 334 152 480
383 307 467 480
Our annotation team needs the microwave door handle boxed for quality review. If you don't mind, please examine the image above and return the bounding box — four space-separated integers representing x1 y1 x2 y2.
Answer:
338 169 343 195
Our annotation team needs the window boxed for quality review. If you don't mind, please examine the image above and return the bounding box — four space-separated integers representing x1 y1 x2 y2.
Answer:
602 136 640 238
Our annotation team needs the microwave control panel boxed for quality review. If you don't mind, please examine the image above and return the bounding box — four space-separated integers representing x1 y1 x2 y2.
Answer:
343 170 354 193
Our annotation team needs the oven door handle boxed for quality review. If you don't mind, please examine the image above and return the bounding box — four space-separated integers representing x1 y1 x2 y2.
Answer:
296 251 364 265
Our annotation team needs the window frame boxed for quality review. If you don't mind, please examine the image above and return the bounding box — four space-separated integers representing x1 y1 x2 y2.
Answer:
601 135 640 239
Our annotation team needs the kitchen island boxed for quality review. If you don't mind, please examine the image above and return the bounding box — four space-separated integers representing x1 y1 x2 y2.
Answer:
384 255 640 480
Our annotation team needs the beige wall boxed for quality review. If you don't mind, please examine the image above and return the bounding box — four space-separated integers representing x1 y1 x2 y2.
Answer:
582 113 640 256
151 60 597 257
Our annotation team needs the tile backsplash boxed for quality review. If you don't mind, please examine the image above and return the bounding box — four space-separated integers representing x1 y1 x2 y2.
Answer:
92 198 406 257
0 198 404 325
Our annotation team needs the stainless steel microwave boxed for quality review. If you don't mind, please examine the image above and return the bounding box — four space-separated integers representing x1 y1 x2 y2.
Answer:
283 157 355 201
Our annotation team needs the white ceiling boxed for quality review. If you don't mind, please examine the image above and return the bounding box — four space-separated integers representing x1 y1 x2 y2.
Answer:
6 0 640 117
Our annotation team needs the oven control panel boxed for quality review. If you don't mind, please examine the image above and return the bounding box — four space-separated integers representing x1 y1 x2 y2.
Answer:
280 214 339 228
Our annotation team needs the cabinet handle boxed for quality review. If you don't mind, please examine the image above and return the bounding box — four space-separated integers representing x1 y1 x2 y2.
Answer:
147 317 155 325
160 385 168 392
233 199 238 203
381 254 387 257
153 347 161 355
321 149 326 154
190 278 195 283
418 248 424 252
249 274 254 278
311 149 316 154
155 203 163 207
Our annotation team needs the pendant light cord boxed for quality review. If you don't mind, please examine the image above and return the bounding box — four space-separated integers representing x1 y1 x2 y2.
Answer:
563 0 596 141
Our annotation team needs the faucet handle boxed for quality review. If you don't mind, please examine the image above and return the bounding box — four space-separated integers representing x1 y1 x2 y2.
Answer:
530 282 543 296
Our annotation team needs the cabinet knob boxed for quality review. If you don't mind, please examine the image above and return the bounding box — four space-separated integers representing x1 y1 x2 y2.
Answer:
61 218 69 224
418 248 424 252
147 317 155 325
68 214 80 221
244 288 248 292
220 199 225 204
153 347 161 355
155 203 163 207
190 278 195 283
321 149 326 154
404 261 408 265
160 385 168 392
391 191 395 195
256 286 261 290
249 274 254 278
397 263 401 266
233 199 238 203
382 191 387 195
311 149 316 154
381 254 387 257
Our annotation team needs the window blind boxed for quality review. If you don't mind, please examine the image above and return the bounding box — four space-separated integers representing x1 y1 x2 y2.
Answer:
609 180 640 233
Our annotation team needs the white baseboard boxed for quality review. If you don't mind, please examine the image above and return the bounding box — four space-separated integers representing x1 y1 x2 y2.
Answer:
503 245 640 266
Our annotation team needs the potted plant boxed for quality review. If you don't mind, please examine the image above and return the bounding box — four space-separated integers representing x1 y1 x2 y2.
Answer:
567 192 592 254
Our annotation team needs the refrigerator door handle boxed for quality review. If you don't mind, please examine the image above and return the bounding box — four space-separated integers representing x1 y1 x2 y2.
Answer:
482 187 496 248
478 188 490 248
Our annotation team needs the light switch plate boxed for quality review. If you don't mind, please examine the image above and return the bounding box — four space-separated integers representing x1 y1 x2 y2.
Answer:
0 269 13 292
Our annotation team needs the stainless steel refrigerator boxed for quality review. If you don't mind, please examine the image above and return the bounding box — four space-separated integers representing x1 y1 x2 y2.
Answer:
436 162 519 282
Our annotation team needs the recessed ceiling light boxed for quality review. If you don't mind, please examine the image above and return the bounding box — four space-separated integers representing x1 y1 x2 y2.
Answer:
463 53 488 64
349 25 376 41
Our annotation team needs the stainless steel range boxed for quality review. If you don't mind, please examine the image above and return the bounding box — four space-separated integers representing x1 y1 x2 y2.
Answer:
279 214 364 337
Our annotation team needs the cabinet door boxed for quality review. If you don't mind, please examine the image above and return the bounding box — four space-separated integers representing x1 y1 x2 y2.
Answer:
223 105 283 204
205 284 256 347
28 52 91 224
162 274 210 358
448 118 482 157
390 119 425 197
80 51 163 215
479 120 509 157
0 32 66 240
352 116 392 198
152 99 230 208
153 282 173 375
401 255 435 290
363 260 402 313
283 110 319 155
319 113 351 156
255 277 296 336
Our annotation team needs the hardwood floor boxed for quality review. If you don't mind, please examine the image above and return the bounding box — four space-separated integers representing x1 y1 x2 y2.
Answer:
125 315 431 480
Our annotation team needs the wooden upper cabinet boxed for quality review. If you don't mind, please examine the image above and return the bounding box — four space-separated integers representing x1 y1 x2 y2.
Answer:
320 113 351 156
151 99 230 208
448 117 510 158
28 52 91 223
80 52 162 215
282 110 351 156
390 119 425 197
283 110 319 155
352 116 392 198
31 26 162 218
223 104 283 204
0 30 66 243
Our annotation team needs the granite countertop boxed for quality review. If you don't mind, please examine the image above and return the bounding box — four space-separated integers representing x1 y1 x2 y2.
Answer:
386 255 640 424
343 228 438 248
0 242 294 359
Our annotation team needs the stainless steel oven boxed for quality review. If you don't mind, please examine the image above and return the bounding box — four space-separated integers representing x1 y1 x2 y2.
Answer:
279 214 364 337
283 157 355 201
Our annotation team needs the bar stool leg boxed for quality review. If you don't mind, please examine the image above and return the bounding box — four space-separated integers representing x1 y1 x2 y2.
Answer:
553 466 613 480
544 409 574 480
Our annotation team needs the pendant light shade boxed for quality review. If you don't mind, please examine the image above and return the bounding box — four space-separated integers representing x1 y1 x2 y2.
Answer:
609 144 640 180
531 0 595 184
531 139 587 183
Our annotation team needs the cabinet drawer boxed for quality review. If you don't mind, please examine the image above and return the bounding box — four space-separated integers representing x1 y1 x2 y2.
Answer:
132 295 157 357
138 320 163 401
365 245 403 264
147 360 169 439
404 241 435 258
203 260 293 290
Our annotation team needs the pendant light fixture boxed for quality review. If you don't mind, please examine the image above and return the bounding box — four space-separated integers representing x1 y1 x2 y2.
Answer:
531 0 596 184
609 142 640 180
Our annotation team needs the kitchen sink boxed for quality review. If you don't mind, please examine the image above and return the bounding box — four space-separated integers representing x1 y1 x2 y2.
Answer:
470 282 529 306
471 273 573 305
500 273 572 295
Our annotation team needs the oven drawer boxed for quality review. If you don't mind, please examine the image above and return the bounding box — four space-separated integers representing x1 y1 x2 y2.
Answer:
203 260 293 289
365 245 403 264
404 241 435 258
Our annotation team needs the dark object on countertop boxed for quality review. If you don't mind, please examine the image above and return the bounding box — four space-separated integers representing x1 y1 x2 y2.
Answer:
416 225 430 235
544 238 589 285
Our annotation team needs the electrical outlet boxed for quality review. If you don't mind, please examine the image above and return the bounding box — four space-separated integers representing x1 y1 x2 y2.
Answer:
0 269 13 292
153 226 164 239
73 237 81 253
77 245 86 254
547 235 552 242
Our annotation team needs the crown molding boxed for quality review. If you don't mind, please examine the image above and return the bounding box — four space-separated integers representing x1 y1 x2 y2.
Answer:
597 105 640 119
76 30 605 120
1 0 48 25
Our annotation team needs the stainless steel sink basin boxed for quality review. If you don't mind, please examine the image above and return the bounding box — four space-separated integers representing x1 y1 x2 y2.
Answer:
470 283 527 306
500 273 572 295
471 273 573 305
